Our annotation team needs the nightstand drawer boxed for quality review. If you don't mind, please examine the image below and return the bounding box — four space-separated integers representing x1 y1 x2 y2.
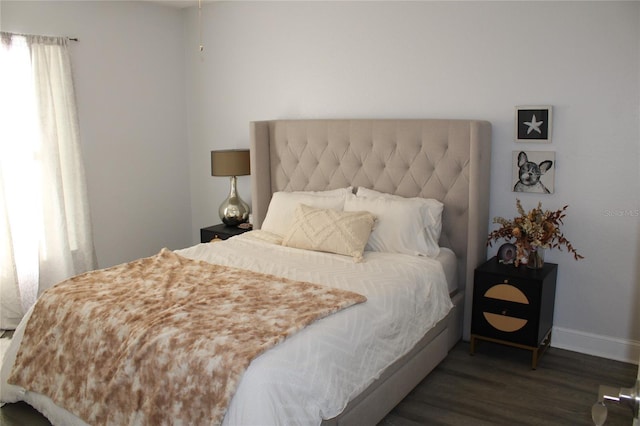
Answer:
472 299 540 347
480 297 532 320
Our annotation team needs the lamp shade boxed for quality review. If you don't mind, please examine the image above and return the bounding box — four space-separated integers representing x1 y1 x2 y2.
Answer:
211 149 250 177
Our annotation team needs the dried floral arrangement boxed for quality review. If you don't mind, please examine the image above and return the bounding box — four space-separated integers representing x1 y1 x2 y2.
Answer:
487 199 584 266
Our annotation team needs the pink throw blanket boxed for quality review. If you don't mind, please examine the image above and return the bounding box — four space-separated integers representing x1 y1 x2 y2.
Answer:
9 249 366 425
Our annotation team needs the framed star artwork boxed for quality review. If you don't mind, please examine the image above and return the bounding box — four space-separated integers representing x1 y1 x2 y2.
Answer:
516 105 552 143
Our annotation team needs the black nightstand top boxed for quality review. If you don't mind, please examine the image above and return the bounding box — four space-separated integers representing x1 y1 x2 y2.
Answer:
200 224 250 242
476 256 558 279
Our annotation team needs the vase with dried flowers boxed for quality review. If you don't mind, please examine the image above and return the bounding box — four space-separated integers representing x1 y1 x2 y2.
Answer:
487 199 584 268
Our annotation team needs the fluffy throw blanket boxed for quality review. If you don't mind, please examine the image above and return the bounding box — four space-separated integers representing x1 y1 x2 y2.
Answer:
8 249 366 425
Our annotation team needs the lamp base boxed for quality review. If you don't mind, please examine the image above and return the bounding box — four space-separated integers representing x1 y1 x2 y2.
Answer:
218 176 250 226
220 205 249 226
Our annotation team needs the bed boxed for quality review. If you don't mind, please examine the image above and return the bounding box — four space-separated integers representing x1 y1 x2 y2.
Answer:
1 118 491 425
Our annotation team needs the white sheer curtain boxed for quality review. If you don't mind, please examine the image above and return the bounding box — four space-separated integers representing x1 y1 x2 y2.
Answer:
0 32 96 329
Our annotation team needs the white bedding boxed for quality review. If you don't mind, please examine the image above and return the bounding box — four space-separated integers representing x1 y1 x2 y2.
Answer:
1 233 453 425
436 247 458 294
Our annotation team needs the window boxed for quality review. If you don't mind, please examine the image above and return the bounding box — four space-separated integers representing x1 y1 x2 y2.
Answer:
0 32 96 329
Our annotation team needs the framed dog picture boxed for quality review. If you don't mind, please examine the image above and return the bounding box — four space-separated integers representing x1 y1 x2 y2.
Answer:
512 151 555 194
516 105 552 143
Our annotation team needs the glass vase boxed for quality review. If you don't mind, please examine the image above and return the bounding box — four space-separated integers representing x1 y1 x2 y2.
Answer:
527 248 545 269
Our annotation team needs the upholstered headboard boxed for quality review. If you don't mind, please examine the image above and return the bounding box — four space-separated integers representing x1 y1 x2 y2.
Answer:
250 119 491 339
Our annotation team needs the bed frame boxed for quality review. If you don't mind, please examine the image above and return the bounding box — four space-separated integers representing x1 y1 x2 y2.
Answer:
250 119 492 425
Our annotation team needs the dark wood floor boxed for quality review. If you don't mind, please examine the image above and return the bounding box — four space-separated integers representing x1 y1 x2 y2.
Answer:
1 340 637 425
379 341 637 426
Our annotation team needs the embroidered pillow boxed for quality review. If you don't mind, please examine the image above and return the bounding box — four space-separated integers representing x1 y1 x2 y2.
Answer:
282 204 375 261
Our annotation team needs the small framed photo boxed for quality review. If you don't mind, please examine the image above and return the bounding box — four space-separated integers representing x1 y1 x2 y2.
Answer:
512 151 555 194
516 105 552 143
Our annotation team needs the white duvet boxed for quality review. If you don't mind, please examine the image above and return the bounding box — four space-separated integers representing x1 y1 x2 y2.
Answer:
1 232 452 425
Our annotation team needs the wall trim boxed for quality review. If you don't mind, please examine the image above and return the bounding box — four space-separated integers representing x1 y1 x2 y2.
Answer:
552 326 640 365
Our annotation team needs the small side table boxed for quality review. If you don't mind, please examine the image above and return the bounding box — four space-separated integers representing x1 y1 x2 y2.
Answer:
470 256 558 369
200 224 250 243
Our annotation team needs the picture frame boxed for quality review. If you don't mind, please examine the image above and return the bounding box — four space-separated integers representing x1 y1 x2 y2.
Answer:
497 243 517 265
515 105 552 143
512 150 555 194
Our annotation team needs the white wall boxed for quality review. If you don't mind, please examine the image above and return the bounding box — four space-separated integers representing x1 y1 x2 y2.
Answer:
185 1 640 362
2 1 193 268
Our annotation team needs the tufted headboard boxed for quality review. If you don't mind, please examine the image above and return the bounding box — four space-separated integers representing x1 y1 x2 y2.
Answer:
250 119 491 339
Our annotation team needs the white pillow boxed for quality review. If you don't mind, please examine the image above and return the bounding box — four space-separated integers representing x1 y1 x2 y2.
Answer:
350 188 443 257
260 188 351 237
282 204 375 261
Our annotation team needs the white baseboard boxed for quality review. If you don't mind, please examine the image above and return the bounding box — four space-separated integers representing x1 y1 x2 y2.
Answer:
551 326 640 365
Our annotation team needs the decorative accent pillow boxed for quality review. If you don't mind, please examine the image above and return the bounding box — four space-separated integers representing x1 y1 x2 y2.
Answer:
282 204 375 262
350 189 443 257
260 188 351 237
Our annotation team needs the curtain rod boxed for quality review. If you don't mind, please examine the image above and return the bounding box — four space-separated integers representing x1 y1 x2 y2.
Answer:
1 31 79 42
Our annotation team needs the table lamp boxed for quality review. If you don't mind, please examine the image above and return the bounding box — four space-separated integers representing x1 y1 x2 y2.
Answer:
211 149 250 226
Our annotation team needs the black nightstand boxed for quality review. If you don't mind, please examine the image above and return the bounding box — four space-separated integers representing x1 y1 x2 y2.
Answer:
470 256 558 369
200 224 250 243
